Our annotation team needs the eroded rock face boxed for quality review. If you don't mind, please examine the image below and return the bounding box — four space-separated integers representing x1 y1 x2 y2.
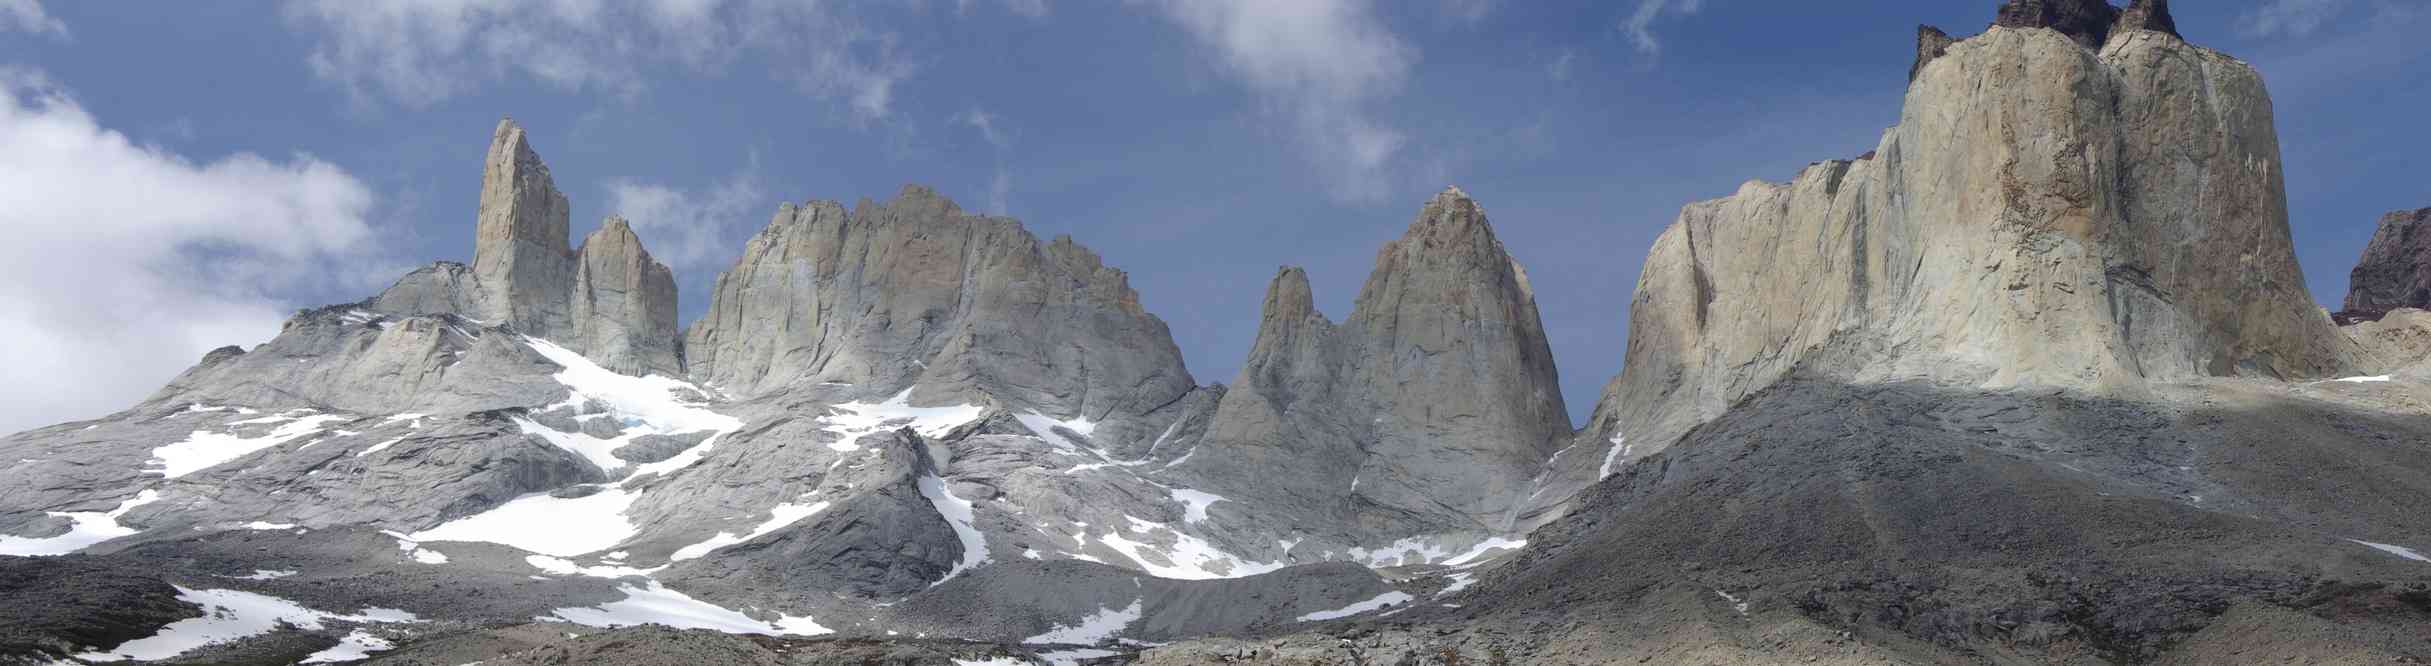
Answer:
1993 0 2121 48
1535 22 2354 519
2342 207 2431 319
1180 188 1569 535
683 185 1194 419
570 218 682 377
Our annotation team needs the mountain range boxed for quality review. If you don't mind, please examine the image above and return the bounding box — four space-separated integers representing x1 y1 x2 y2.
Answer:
4 1 2428 664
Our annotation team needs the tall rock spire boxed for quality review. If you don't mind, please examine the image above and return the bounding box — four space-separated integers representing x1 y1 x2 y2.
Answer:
473 118 576 335
571 217 683 376
1181 187 1569 536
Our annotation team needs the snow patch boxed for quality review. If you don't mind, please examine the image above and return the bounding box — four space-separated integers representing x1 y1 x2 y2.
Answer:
1015 413 1099 454
1168 488 1226 524
920 475 989 585
151 414 350 478
2333 375 2395 384
1039 649 1122 666
76 588 417 662
357 437 406 457
240 521 296 531
408 486 640 557
547 581 830 636
1440 537 1527 567
819 389 984 451
1438 572 1475 596
1599 433 1632 480
523 337 742 478
669 501 833 561
1023 597 1142 645
1296 591 1413 622
0 489 161 556
526 555 661 578
236 570 297 581
1096 516 1287 580
301 629 395 663
2350 539 2431 563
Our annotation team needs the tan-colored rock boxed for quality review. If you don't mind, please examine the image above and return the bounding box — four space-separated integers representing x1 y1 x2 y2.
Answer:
570 217 682 376
472 118 576 335
1537 24 2356 518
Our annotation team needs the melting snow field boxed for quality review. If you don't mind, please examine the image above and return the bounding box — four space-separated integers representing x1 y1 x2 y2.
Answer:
408 487 641 557
151 413 351 478
819 389 985 451
1349 535 1525 568
1023 597 1142 644
1599 434 1632 480
76 588 417 662
1296 591 1414 622
920 475 990 585
2350 539 2431 563
2332 375 2395 384
300 629 395 663
0 490 160 556
1096 516 1288 580
549 581 830 636
1168 488 1226 524
1015 413 1099 454
669 500 834 561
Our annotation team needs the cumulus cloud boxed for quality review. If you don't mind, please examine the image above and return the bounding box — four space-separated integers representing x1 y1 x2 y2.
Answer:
1143 0 1417 203
1622 0 1706 57
601 160 769 273
2240 0 2349 39
0 0 68 38
0 67 381 435
282 0 914 121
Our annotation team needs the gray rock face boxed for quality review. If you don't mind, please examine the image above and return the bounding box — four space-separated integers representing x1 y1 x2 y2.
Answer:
473 118 577 334
684 185 1194 419
1181 188 1569 536
1910 25 1956 84
664 429 962 603
570 218 682 377
2341 207 2431 319
1537 22 2355 519
369 262 485 319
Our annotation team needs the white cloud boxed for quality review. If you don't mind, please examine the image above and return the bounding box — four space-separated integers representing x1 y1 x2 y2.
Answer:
1547 50 1576 82
0 67 380 436
602 160 768 272
1439 0 1491 24
956 108 1016 215
1143 0 1417 203
1622 0 1705 57
959 0 1048 19
282 0 913 121
0 0 68 39
2241 0 2349 39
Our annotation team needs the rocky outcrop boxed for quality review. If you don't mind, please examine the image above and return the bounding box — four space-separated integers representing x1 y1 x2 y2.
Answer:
570 218 682 377
472 119 577 334
1539 13 2353 514
663 429 964 603
2340 207 2431 320
1179 188 1569 535
1993 0 2122 48
1910 25 1956 84
684 185 1194 419
2115 0 2178 37
376 119 683 377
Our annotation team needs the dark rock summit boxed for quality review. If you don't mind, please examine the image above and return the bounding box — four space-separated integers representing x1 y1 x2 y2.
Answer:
2341 207 2431 321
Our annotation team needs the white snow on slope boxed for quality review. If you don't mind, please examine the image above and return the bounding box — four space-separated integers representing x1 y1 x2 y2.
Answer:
526 555 661 578
1296 591 1413 622
0 489 160 556
76 588 417 662
549 581 830 636
300 629 395 663
523 337 742 476
1097 516 1287 580
356 436 405 457
953 659 1032 666
407 487 638 557
1039 648 1121 665
819 389 984 451
151 413 350 478
1440 537 1527 567
669 501 834 561
1015 413 1098 454
920 475 989 585
2333 375 2395 384
1438 572 1475 596
1023 596 1142 645
1169 488 1226 524
240 521 296 531
2350 539 2431 562
237 570 297 581
1599 434 1632 480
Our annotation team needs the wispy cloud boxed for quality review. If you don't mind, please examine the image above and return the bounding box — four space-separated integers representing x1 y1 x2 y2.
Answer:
602 158 769 273
281 0 916 121
957 108 1015 214
1547 50 1576 82
1141 0 1417 203
1622 0 1706 58
2240 0 2350 39
959 0 1049 19
0 0 67 39
0 67 383 435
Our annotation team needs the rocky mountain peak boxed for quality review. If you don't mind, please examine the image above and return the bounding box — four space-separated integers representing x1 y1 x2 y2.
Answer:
570 216 682 377
1992 0 2122 48
2116 0 2178 37
1183 188 1568 536
473 118 576 332
2341 206 2431 320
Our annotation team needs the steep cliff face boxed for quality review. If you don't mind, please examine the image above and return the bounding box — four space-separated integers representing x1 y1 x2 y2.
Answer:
570 218 682 377
472 118 577 335
682 185 1195 421
1540 9 2353 511
1181 188 1569 535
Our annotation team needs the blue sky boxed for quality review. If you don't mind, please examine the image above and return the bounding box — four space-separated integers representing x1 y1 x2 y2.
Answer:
1 0 2424 434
